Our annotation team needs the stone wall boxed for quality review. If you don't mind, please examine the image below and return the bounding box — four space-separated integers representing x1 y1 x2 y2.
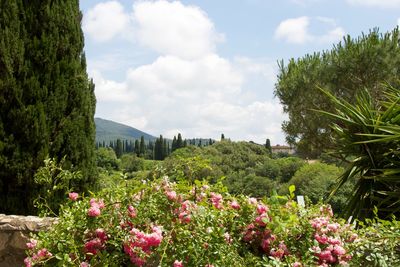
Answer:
0 214 56 267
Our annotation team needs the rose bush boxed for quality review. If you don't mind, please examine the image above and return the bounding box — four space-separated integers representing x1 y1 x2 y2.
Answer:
25 177 379 266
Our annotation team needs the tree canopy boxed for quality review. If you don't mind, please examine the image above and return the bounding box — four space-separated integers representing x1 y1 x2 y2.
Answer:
275 27 400 158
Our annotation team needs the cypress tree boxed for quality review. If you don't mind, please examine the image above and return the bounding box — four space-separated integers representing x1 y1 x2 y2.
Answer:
0 0 96 214
265 138 272 155
115 139 123 158
139 136 145 156
134 139 140 157
177 133 183 149
172 136 177 152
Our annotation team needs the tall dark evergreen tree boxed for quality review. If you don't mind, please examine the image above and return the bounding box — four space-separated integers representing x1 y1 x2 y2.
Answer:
139 136 145 156
172 136 177 152
177 133 183 149
265 139 272 155
0 0 96 214
115 139 123 158
134 139 140 157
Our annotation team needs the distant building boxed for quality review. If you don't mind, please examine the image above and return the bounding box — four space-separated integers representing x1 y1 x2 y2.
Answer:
271 144 295 155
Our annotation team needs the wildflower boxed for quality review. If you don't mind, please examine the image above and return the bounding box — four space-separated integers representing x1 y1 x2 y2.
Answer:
80 262 90 267
68 192 79 201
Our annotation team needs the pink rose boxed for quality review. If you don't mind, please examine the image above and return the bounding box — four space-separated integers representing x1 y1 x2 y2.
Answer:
230 200 240 210
166 190 177 200
24 257 32 267
256 204 268 215
37 248 52 258
127 205 137 218
174 260 184 267
68 192 79 201
88 206 101 217
332 245 346 256
293 262 302 267
26 239 37 249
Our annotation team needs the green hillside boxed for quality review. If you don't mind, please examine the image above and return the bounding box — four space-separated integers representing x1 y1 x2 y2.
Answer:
95 118 156 142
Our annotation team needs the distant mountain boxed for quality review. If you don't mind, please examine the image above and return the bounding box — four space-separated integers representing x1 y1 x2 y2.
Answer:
95 118 156 142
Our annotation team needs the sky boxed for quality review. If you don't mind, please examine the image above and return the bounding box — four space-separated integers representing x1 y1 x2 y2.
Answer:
79 0 400 145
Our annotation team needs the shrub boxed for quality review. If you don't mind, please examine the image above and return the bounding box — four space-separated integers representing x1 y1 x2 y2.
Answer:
25 178 359 266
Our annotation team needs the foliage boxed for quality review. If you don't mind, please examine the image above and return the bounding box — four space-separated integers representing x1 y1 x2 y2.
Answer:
283 163 353 213
120 154 145 173
351 214 400 266
95 147 119 171
0 0 96 215
159 141 307 199
25 178 361 267
33 158 82 216
275 27 400 158
319 86 400 220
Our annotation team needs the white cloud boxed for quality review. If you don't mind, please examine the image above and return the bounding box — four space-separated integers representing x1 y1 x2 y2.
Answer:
88 1 287 144
83 1 131 42
275 16 345 44
347 0 400 8
132 0 223 60
275 16 311 44
90 70 134 103
92 53 287 144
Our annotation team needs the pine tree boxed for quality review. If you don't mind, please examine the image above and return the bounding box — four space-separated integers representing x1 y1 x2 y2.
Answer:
221 134 225 141
0 0 96 214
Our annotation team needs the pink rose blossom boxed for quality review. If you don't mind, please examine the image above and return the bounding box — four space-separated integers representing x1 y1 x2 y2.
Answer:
293 262 302 267
230 200 240 210
166 190 177 200
315 233 329 244
174 260 184 267
332 245 346 256
88 206 101 217
24 257 32 267
26 239 37 249
96 228 107 242
327 223 339 232
80 262 90 267
127 205 137 218
248 197 257 205
90 198 105 209
256 204 268 215
84 238 103 255
68 192 79 201
37 248 52 258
